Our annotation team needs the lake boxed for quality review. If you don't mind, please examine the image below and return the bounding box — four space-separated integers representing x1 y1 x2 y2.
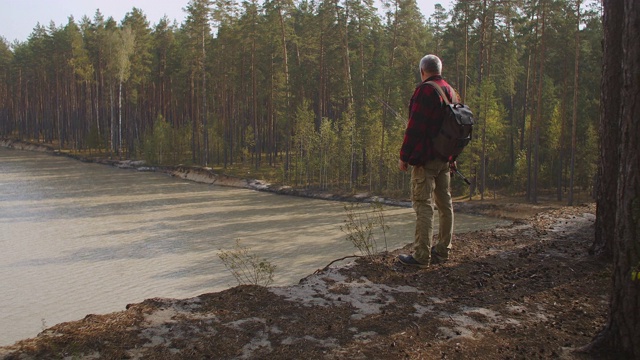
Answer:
0 148 508 346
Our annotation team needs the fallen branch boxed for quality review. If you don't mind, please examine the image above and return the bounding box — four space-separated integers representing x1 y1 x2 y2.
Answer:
315 255 361 274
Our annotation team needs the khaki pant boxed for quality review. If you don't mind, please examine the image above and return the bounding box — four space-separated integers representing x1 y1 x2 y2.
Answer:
411 160 454 264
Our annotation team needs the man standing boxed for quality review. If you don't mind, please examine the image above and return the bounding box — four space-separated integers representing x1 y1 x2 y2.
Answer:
398 54 457 268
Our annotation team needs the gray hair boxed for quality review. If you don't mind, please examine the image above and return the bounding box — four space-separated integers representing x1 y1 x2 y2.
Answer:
419 54 442 75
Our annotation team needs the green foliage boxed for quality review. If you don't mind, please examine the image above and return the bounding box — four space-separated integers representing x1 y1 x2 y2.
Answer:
0 0 603 200
318 117 338 189
292 101 318 186
141 115 191 165
341 202 389 257
512 149 529 193
122 8 153 92
575 121 598 190
217 239 277 287
86 126 102 154
113 26 136 84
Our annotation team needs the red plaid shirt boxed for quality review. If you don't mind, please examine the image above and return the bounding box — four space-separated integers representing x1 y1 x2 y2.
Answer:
400 75 456 165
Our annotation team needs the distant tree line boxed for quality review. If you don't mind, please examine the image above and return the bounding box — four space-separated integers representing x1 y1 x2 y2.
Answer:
0 0 602 201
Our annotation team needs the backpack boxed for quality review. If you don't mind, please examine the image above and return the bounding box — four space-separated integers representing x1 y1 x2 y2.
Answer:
426 81 474 161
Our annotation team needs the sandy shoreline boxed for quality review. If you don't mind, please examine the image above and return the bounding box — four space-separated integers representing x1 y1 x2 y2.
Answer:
0 138 412 209
2 137 558 221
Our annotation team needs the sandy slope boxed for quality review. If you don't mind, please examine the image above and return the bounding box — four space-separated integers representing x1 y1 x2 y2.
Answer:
1 203 615 360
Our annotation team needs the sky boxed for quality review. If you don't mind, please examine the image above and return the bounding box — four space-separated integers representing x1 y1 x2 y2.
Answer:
0 0 452 44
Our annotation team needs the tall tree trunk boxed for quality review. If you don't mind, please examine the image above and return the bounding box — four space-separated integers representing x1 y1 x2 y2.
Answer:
357 12 369 180
110 83 115 154
585 2 640 356
478 0 487 200
56 72 62 150
462 1 469 102
526 59 534 202
558 59 568 201
277 1 291 181
336 0 355 189
464 1 472 200
592 1 619 258
525 4 539 202
191 73 197 163
118 81 123 157
533 1 547 204
520 54 531 153
202 27 208 166
252 28 260 169
380 0 399 191
318 31 325 129
568 0 581 206
504 2 516 170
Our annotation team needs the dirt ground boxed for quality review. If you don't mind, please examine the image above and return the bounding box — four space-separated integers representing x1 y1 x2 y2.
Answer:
0 200 619 360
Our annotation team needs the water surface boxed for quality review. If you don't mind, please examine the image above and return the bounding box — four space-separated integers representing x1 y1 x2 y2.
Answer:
0 148 508 346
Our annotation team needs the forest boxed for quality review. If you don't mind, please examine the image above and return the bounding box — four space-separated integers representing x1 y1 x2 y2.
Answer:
0 0 603 201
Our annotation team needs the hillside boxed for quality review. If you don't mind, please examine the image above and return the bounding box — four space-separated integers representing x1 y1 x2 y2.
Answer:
1 203 617 360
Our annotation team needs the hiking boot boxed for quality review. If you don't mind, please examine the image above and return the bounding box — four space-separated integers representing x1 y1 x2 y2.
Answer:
398 254 429 268
430 247 448 264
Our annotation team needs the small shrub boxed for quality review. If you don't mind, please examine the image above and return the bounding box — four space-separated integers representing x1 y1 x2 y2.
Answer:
218 240 277 287
340 201 389 257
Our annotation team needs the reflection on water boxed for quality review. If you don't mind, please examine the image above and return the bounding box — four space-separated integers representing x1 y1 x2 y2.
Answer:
0 148 509 346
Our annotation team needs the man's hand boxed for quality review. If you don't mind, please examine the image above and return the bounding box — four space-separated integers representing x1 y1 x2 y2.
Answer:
449 161 457 175
399 159 408 172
